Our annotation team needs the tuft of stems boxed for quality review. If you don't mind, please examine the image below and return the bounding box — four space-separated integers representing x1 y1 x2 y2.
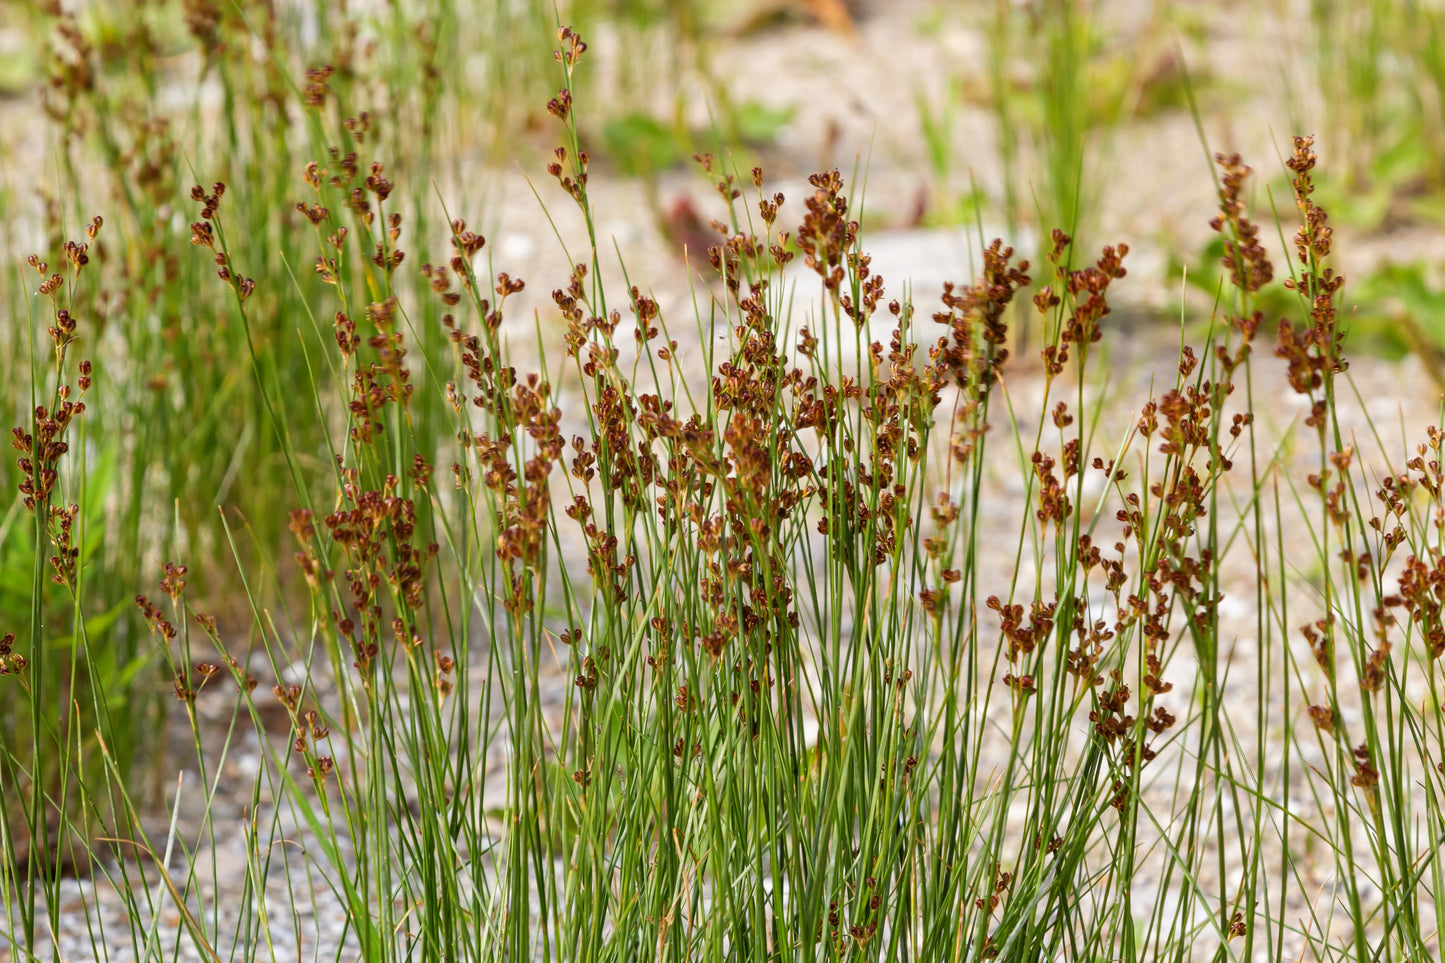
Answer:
2 13 1445 963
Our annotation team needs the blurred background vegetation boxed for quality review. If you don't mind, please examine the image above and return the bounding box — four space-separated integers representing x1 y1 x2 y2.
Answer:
4 0 1445 840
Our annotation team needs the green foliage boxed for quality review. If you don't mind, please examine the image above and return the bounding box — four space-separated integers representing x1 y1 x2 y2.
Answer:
604 112 684 176
602 100 791 178
731 99 793 144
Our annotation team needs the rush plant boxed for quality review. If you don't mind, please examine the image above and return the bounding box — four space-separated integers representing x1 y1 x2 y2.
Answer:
2 14 1444 963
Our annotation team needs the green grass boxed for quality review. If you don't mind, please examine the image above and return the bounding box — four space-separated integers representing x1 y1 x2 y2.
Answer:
2 3 1445 962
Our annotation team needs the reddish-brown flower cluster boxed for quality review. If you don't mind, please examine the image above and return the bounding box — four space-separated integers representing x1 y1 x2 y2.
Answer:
41 12 95 125
1210 152 1274 295
291 707 335 783
304 65 334 109
1275 136 1347 428
1033 231 1128 377
0 633 23 676
1351 742 1379 790
796 169 857 296
12 222 101 595
322 470 438 670
189 182 255 301
1384 427 1445 662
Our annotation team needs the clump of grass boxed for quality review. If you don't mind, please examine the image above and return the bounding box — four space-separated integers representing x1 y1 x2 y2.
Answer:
1 214 121 950
975 0 1172 353
4 16 1445 963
